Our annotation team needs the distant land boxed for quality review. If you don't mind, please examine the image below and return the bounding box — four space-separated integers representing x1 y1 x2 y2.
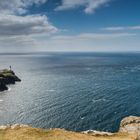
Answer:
0 69 21 91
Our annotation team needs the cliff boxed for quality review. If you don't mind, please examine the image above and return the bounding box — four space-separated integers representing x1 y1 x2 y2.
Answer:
0 69 21 91
0 116 139 140
119 116 140 139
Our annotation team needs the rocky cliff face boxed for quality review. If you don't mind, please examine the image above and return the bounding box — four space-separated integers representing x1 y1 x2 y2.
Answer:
0 116 139 140
119 116 140 139
0 69 21 91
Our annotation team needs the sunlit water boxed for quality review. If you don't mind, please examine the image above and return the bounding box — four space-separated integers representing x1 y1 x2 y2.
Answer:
0 52 140 132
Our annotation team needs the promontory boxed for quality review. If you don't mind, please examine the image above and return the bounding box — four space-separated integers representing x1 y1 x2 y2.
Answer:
0 69 21 91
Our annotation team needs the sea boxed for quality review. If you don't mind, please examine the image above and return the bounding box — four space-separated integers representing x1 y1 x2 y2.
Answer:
0 52 140 132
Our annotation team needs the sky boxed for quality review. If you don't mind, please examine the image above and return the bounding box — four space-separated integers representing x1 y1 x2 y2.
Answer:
0 0 140 52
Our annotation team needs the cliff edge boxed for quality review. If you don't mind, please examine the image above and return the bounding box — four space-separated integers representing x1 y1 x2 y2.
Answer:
0 116 139 140
119 116 140 139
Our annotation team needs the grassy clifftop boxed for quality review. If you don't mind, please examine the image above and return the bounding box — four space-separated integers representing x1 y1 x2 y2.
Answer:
1 116 139 139
0 124 136 140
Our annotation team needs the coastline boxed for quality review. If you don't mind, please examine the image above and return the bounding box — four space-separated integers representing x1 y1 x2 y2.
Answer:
0 116 139 140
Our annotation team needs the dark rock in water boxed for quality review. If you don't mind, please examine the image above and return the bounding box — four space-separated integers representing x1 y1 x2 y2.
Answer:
0 69 21 92
0 80 8 91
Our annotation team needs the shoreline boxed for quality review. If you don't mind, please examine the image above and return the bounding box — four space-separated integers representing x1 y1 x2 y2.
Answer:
0 116 139 140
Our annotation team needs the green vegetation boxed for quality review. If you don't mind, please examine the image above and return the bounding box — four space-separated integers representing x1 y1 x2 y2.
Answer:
0 69 14 77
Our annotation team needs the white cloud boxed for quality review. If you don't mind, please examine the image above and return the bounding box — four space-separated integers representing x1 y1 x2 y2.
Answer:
103 25 140 31
55 0 111 14
51 33 136 40
0 0 58 48
102 27 125 31
35 32 139 52
129 26 140 30
0 14 58 36
0 0 48 14
0 36 36 47
0 0 57 37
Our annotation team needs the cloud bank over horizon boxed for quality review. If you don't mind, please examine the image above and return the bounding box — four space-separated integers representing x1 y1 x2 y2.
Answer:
102 26 140 31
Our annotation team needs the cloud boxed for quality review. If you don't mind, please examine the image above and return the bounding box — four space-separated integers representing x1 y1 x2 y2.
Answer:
55 0 111 14
0 0 48 14
0 36 36 47
129 26 140 30
0 0 57 37
0 0 58 48
35 32 139 52
51 33 136 40
103 25 140 31
102 27 125 31
0 14 58 37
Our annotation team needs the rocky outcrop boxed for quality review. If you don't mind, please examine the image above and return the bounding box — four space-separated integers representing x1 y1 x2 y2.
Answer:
119 116 140 139
0 80 8 91
82 130 114 136
82 116 140 139
0 124 29 130
0 69 21 91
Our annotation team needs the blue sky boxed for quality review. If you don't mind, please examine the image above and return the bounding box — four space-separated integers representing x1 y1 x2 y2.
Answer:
0 0 140 52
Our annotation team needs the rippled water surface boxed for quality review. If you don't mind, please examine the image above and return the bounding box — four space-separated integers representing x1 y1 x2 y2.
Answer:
0 52 140 132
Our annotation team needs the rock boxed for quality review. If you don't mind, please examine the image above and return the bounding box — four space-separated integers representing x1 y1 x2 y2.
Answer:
119 116 140 139
11 124 21 129
0 125 10 130
0 69 21 92
82 130 113 136
0 80 8 91
0 124 29 130
0 125 8 130
10 124 29 129
19 124 29 128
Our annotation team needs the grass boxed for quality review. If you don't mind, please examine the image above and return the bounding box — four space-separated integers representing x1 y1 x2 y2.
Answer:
0 125 137 140
0 69 14 78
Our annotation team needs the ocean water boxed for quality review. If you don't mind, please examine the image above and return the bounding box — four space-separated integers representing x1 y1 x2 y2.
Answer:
0 52 140 132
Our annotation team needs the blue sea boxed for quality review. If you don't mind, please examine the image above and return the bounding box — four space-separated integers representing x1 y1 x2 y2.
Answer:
0 52 140 132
